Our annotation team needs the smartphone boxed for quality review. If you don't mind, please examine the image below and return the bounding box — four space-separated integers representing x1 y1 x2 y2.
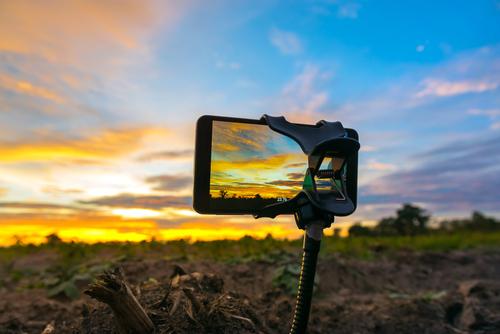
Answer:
193 115 358 215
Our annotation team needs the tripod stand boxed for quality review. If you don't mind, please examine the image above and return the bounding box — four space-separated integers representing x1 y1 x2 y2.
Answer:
255 115 360 334
289 213 328 333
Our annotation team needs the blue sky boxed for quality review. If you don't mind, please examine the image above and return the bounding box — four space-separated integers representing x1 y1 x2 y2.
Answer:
0 0 499 243
149 0 500 216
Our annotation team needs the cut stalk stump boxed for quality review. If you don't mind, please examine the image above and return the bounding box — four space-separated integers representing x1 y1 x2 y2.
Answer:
84 267 154 334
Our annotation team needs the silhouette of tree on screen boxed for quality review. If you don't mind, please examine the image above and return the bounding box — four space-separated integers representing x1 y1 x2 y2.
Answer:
219 189 228 199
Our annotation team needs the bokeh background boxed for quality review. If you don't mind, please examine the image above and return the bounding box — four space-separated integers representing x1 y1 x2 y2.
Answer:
0 0 499 245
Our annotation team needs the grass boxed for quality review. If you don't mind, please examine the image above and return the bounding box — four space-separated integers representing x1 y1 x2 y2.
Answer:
1 230 499 261
0 230 499 298
1 230 500 264
321 230 500 257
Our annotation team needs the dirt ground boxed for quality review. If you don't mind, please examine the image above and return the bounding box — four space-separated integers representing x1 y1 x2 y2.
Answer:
1 249 499 333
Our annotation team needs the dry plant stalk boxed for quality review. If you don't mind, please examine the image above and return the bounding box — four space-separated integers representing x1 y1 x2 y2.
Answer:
40 321 55 334
85 267 154 334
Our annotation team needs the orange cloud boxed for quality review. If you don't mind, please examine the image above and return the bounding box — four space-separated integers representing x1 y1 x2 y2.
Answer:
136 149 194 162
211 153 304 173
0 1 191 118
42 186 83 196
0 74 65 104
212 121 271 153
0 201 82 211
0 1 184 63
416 78 498 98
81 193 191 209
366 160 396 171
0 127 168 163
145 174 193 192
210 153 305 198
210 152 306 198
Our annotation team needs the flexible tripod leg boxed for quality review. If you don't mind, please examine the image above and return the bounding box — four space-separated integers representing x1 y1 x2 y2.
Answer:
289 224 323 334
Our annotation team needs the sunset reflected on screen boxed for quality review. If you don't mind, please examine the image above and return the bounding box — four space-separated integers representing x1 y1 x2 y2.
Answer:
209 121 306 211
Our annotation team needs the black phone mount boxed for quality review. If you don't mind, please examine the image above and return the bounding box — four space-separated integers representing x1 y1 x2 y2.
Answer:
254 115 360 228
255 115 360 334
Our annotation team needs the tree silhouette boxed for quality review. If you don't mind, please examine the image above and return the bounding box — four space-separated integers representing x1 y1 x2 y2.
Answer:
372 203 430 236
469 211 499 230
376 217 398 236
348 223 373 236
45 233 63 245
349 204 499 237
219 189 228 199
395 203 430 235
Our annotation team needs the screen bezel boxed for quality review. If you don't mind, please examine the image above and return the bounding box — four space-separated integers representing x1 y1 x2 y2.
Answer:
193 115 358 215
344 128 359 214
193 115 268 214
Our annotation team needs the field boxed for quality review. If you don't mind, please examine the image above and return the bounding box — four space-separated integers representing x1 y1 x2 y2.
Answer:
1 232 500 333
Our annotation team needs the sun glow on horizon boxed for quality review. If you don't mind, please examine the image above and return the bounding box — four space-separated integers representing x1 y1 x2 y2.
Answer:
111 208 163 219
0 216 318 246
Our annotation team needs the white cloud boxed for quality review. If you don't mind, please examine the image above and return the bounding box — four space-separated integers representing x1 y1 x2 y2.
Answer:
366 160 396 171
468 108 500 119
468 108 500 130
216 60 241 70
337 3 361 19
415 78 498 98
283 64 322 97
416 45 425 52
236 79 257 88
439 43 453 55
360 145 377 152
278 64 330 122
269 28 302 55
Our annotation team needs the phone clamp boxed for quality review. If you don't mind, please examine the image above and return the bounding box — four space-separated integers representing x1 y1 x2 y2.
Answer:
255 115 360 224
257 114 360 334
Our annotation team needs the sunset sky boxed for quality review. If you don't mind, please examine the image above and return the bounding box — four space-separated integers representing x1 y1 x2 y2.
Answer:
0 0 499 245
210 121 305 199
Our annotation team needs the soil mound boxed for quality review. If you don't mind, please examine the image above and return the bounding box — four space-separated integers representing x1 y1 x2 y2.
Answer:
81 266 268 334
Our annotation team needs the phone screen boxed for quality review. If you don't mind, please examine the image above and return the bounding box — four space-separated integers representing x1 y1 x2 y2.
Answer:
209 120 306 211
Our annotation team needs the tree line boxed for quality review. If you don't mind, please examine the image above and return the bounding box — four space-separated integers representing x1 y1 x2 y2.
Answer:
348 203 500 237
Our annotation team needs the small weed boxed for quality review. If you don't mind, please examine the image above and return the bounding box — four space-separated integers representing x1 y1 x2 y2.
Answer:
272 264 319 295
